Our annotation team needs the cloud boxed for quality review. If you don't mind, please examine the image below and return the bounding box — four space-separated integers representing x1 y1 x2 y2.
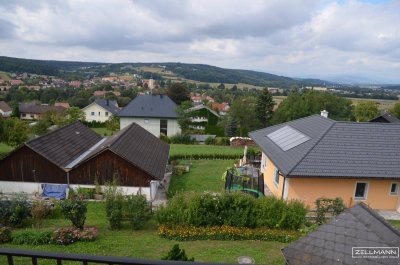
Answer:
0 0 399 82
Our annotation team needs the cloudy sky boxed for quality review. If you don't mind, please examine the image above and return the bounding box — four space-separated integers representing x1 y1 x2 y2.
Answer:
0 0 399 83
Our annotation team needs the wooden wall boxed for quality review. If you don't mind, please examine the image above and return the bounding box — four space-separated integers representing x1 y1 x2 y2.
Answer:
69 150 154 187
0 145 67 183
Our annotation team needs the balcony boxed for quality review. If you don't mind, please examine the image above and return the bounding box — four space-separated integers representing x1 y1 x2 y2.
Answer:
190 117 208 123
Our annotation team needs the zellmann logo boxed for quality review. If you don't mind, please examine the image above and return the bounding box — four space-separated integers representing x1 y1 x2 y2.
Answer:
352 247 399 259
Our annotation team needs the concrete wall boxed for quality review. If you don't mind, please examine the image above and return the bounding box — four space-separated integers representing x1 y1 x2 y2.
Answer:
120 117 181 136
0 181 152 200
83 103 112 122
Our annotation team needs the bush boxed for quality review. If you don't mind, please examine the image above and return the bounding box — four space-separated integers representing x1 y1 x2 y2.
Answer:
162 244 194 262
215 137 230 146
158 225 301 243
156 192 307 230
126 195 151 230
31 201 52 228
60 199 87 229
159 134 171 144
0 227 12 243
104 179 124 229
315 197 346 224
169 134 196 144
12 230 52 245
0 198 31 228
76 187 95 199
205 137 215 145
52 227 80 245
169 153 241 161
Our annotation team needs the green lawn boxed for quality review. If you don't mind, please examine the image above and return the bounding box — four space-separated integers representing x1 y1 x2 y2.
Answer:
1 202 287 265
169 160 236 195
389 220 400 230
91 127 114 136
0 142 14 158
170 144 245 156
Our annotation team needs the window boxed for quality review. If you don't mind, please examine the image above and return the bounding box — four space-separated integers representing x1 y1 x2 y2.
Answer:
390 183 399 195
105 112 109 116
273 168 279 187
22 114 26 117
91 112 95 116
98 112 101 116
160 119 168 136
354 182 368 200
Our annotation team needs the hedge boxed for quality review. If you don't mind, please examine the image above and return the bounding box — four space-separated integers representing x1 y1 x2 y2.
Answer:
169 154 241 161
158 225 302 243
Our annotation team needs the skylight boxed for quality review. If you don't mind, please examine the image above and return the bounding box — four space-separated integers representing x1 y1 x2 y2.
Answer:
267 126 310 151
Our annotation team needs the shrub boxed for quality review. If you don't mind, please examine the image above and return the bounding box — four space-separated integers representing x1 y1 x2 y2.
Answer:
0 227 12 243
12 230 52 245
158 225 301 243
169 134 196 144
76 187 95 199
205 137 215 145
52 227 80 245
31 201 52 228
159 134 171 144
315 197 346 224
104 178 124 229
126 195 151 230
60 199 87 229
78 226 98 242
215 137 230 146
0 198 31 228
162 244 194 262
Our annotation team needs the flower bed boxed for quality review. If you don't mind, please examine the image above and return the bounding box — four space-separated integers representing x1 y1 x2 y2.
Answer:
158 225 302 243
52 226 98 245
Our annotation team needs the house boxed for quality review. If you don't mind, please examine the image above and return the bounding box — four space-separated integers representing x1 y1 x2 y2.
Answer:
54 102 70 109
186 104 223 135
0 121 169 200
0 101 12 117
249 113 400 210
282 203 400 265
369 112 400 123
118 94 181 137
68 81 81 88
10 80 24 86
190 94 215 106
211 102 230 115
82 99 119 123
19 103 66 120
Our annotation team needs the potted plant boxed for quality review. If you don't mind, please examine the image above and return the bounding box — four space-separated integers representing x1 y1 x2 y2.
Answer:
93 176 103 200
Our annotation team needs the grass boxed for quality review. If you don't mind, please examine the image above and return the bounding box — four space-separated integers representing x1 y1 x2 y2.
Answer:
170 144 245 156
388 220 400 230
169 160 236 195
0 71 11 81
0 142 14 158
91 127 114 136
1 202 287 265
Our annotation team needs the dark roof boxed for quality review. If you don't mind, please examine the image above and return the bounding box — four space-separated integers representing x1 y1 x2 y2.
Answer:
19 103 66 114
78 123 170 180
370 112 400 123
26 121 102 168
0 101 11 112
250 115 400 178
118 94 178 118
282 203 400 265
92 99 119 114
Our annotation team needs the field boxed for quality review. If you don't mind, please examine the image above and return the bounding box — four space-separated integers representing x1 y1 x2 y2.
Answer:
0 202 287 265
0 71 11 81
168 160 236 195
170 144 245 156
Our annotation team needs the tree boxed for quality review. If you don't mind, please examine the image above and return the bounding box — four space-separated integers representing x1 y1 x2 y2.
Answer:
3 118 29 146
167 82 190 105
354 101 379 122
162 244 194 262
105 115 120 134
225 116 238 137
32 120 51 135
229 96 260 136
255 88 275 127
66 107 85 123
175 101 192 133
391 102 400 118
11 105 20 118
217 83 225 90
271 90 353 124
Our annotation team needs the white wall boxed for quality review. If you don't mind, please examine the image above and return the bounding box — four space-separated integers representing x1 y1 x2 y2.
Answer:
120 117 181 136
0 181 152 200
0 110 11 117
83 103 112 122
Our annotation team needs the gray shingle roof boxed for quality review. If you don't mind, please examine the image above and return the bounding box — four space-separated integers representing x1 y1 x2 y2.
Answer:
282 203 400 265
118 94 178 118
77 123 170 180
26 121 102 168
93 99 119 114
370 112 400 123
250 115 400 178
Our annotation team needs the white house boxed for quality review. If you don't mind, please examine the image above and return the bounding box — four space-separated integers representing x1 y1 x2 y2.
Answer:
118 94 181 137
82 99 120 123
0 101 12 117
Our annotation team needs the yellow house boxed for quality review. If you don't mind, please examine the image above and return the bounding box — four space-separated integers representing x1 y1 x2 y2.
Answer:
250 114 400 211
82 99 120 123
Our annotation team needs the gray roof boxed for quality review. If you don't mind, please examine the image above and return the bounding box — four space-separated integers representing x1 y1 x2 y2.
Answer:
250 115 400 178
186 104 220 118
0 101 11 112
93 99 119 114
118 94 178 119
370 112 400 123
282 203 400 265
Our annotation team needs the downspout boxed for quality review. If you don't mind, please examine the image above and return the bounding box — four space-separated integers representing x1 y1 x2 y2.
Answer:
280 172 285 200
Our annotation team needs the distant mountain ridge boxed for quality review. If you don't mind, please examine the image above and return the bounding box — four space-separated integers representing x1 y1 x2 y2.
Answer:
0 56 333 88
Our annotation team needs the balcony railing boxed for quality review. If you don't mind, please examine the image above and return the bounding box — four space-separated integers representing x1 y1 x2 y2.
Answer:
0 248 233 265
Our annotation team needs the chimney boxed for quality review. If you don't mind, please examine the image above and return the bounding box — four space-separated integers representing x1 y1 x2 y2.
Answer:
321 110 328 118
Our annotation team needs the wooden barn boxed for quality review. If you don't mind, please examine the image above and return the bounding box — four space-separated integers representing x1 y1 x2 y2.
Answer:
0 121 170 199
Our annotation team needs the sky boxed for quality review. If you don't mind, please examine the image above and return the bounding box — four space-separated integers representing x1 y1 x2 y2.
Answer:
0 0 399 83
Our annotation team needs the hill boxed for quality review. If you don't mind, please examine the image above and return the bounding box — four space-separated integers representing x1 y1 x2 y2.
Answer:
0 56 332 88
